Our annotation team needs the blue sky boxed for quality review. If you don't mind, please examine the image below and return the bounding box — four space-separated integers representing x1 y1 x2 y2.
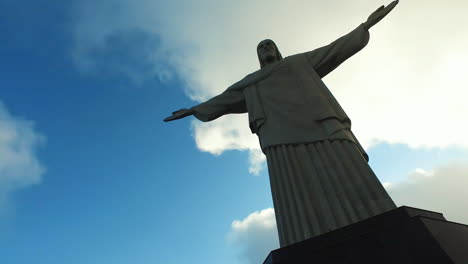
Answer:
1 1 467 264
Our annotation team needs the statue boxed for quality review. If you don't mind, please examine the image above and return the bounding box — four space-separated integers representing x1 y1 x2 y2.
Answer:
165 1 399 247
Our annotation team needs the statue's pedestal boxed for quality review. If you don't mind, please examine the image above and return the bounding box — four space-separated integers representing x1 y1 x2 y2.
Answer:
263 206 468 264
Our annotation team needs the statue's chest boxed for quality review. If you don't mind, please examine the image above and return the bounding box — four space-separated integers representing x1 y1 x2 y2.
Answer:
256 63 309 107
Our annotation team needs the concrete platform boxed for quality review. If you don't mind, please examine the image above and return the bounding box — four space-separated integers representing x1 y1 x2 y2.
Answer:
263 206 468 264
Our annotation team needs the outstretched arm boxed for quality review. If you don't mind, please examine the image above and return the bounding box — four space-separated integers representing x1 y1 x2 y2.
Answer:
164 86 247 122
304 0 399 78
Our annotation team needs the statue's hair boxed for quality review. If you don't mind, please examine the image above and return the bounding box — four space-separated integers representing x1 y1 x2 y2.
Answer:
257 39 283 69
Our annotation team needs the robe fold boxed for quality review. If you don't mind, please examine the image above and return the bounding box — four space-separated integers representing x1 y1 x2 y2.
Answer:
191 23 396 247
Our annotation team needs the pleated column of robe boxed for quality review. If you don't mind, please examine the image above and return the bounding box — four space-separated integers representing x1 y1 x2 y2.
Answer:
265 139 396 247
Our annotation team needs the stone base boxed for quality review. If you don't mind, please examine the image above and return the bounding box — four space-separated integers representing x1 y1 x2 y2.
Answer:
263 206 468 264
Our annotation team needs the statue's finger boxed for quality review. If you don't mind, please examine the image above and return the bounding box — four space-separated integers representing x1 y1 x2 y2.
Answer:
388 0 398 9
385 2 398 13
163 115 175 122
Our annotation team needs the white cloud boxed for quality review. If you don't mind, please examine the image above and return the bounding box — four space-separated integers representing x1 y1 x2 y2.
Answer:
248 149 267 175
228 208 279 264
387 160 468 224
191 116 258 155
72 0 468 173
382 182 393 189
0 101 45 212
191 116 266 175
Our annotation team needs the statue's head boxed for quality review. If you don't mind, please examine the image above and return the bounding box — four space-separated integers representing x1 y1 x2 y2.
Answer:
257 39 283 68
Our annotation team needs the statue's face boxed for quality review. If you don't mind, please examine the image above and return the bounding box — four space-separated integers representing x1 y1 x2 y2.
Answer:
257 39 278 64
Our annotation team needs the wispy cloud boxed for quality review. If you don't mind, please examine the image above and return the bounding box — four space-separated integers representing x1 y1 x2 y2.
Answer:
0 101 45 212
74 29 174 84
71 0 177 85
71 0 468 173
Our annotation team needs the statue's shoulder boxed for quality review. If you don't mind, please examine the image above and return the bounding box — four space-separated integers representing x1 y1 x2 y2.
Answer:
226 71 259 92
240 69 264 85
285 53 307 62
231 57 300 91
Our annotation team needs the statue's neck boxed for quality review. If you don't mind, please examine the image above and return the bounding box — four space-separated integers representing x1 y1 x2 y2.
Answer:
263 57 279 66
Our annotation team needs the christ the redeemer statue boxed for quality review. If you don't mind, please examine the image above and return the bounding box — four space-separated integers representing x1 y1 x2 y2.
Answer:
165 1 399 247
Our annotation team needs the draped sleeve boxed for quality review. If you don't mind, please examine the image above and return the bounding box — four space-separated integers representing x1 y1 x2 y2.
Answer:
304 23 370 78
191 84 247 122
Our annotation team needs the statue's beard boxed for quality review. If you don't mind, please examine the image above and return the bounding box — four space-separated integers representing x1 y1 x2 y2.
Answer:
263 54 277 65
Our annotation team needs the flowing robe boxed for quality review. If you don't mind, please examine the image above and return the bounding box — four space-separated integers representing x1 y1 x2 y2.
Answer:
191 24 396 247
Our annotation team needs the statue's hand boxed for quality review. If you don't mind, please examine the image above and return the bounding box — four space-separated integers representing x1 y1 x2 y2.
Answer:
365 0 399 29
163 108 195 122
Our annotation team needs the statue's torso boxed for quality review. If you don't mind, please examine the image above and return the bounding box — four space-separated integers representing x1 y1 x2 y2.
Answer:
243 54 364 156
